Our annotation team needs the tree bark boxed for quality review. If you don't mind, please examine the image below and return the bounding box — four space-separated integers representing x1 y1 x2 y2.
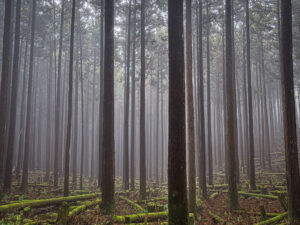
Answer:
100 0 115 214
140 0 146 200
186 0 196 213
20 0 37 192
225 0 239 210
168 0 188 224
280 0 300 223
64 0 76 197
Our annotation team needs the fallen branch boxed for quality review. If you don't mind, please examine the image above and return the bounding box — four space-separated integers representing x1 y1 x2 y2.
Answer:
0 193 100 213
254 212 288 225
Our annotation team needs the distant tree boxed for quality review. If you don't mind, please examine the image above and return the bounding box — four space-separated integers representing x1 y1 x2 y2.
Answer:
186 0 196 213
206 0 213 186
225 0 239 210
21 0 37 192
140 0 147 200
54 0 65 188
197 0 207 198
130 0 137 191
168 0 188 224
100 0 115 214
280 0 300 223
64 0 76 197
245 0 256 190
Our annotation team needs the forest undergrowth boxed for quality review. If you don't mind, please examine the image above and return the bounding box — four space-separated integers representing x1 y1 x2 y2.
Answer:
0 150 289 225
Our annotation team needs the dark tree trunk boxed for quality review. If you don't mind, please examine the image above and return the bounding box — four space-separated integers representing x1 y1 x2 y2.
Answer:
54 0 65 188
168 0 188 224
280 0 300 223
225 0 239 210
186 0 196 213
20 0 37 192
98 0 104 189
130 0 137 191
197 0 207 197
3 0 21 193
0 0 13 187
140 0 146 200
100 0 115 214
245 0 256 190
64 0 76 197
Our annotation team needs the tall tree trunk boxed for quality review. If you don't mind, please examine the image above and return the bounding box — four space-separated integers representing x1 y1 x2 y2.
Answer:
245 0 256 190
100 0 115 214
0 0 13 187
140 0 146 200
79 32 84 190
64 0 76 197
16 32 29 183
54 0 65 188
225 0 239 210
197 0 207 197
168 0 188 224
98 0 104 188
206 0 213 186
123 0 132 190
130 0 137 191
44 37 53 182
155 58 160 186
3 0 21 193
20 0 37 192
280 0 300 223
186 0 196 213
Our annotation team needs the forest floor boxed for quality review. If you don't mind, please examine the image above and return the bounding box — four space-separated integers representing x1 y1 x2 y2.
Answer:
0 151 289 224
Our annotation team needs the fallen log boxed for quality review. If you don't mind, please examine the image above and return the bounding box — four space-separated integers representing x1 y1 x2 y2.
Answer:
0 193 100 213
208 209 224 223
253 212 288 225
238 191 278 200
113 211 194 224
232 210 281 217
209 192 218 199
119 196 146 213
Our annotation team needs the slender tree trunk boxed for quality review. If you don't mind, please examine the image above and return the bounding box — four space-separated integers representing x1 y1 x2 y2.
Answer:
245 0 256 190
79 32 84 190
206 0 213 186
225 0 239 210
168 0 188 224
64 0 76 197
100 0 115 214
20 0 37 192
155 58 160 186
197 0 207 197
130 0 137 191
123 0 132 190
98 0 104 189
140 0 146 200
186 0 196 213
54 0 65 188
280 0 300 223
